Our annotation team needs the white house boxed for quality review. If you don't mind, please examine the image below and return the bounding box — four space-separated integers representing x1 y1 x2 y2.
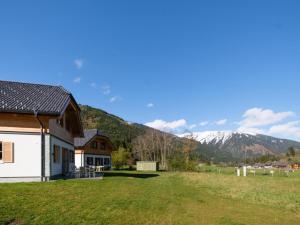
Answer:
0 80 83 182
74 129 115 169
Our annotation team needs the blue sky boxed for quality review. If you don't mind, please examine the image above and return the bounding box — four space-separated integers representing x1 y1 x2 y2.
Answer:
1 0 300 140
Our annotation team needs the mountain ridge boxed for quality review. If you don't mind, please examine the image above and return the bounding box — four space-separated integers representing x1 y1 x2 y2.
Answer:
80 105 300 162
179 131 300 160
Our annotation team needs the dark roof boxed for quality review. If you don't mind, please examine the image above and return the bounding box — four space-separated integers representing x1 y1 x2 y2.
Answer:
74 129 107 147
0 80 79 115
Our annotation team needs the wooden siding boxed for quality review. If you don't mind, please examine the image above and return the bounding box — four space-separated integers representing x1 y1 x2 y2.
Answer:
49 119 74 144
0 113 49 133
75 136 114 156
0 100 82 144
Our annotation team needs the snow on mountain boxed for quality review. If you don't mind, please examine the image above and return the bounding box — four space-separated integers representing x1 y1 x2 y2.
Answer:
178 130 300 157
178 131 248 144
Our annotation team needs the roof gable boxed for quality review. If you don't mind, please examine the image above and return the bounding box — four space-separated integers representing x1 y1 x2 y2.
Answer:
74 129 108 147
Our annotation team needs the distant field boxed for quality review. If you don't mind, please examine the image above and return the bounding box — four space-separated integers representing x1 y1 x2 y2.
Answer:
0 170 299 225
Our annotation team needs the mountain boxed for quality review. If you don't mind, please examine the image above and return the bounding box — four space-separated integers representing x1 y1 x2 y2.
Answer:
179 131 300 161
80 105 180 149
80 105 300 163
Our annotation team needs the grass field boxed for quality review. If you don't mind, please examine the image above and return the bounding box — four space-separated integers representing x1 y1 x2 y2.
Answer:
0 170 299 225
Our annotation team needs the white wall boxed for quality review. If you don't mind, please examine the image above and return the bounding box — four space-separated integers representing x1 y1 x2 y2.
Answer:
0 133 41 177
50 136 74 176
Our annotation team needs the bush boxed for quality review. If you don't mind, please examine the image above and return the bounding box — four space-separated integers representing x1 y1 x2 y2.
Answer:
112 147 130 170
167 153 199 172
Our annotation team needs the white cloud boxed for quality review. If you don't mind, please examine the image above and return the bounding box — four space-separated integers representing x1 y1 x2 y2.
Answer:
73 77 81 84
145 119 187 132
109 96 121 103
199 121 209 126
101 85 111 95
269 121 300 140
215 119 227 125
239 108 294 128
147 103 154 108
236 107 295 135
74 59 84 69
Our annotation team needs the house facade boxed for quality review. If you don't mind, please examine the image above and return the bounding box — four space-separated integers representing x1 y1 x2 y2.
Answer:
0 80 83 182
74 129 114 169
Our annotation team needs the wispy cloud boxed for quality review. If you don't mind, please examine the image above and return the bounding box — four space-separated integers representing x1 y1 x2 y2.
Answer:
145 119 187 132
74 59 84 69
147 103 154 108
189 124 197 129
73 77 81 84
109 95 121 103
199 121 209 126
101 85 111 95
90 82 97 88
215 119 227 125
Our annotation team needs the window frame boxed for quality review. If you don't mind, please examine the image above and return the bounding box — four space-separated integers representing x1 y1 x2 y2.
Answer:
104 158 110 165
95 157 101 166
53 145 61 163
86 157 94 166
69 150 75 163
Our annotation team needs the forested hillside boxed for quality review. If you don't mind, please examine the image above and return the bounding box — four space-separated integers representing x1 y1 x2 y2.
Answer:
80 105 145 149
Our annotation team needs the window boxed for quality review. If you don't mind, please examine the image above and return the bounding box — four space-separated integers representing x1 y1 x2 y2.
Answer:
91 141 98 149
57 117 64 128
95 157 101 166
104 158 110 165
99 142 106 150
0 142 2 161
69 150 74 163
86 157 94 165
53 145 60 163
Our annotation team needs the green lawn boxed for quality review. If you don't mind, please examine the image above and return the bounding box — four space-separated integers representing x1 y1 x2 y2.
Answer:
0 171 299 225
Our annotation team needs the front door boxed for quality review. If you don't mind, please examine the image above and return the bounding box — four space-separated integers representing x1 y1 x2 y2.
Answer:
62 148 69 175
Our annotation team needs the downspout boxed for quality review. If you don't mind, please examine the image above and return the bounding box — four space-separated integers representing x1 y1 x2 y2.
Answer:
34 110 45 182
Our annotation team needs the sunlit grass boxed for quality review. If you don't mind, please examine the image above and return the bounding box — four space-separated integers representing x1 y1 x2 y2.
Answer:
0 171 299 225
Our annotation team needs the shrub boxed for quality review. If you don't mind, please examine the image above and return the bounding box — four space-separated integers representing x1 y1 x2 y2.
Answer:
112 147 130 170
167 153 199 172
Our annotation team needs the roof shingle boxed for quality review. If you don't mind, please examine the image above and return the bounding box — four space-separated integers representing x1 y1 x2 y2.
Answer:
0 80 76 115
74 129 106 147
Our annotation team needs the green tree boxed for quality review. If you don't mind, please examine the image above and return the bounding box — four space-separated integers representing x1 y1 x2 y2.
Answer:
112 147 130 170
287 147 296 157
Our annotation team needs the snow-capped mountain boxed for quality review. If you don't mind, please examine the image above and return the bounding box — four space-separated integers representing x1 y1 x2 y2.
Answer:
179 131 237 144
178 131 300 161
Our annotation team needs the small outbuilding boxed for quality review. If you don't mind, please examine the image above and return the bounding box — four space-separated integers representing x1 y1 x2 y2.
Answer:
136 161 159 171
